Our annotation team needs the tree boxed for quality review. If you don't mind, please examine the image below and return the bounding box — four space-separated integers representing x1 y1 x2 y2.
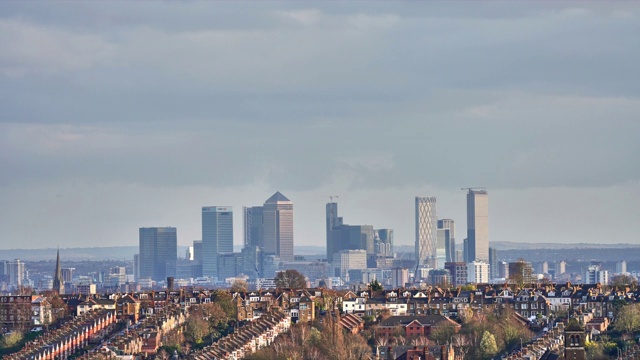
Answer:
275 269 307 289
184 313 209 344
46 293 68 323
479 330 498 358
614 303 640 336
611 274 637 288
201 302 229 339
430 324 457 345
213 290 237 319
370 279 384 292
230 279 248 292
1 331 23 348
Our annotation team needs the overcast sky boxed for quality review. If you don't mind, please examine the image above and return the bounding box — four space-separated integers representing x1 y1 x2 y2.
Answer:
1 2 639 251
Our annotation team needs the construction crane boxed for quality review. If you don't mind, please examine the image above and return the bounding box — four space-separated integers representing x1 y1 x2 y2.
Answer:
461 187 486 192
329 195 339 203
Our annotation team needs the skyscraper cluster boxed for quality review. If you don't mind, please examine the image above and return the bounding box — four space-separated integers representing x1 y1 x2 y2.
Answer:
128 187 496 289
415 189 490 283
136 191 294 284
326 201 394 273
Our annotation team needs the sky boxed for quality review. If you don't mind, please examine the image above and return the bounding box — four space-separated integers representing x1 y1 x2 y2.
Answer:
1 2 639 251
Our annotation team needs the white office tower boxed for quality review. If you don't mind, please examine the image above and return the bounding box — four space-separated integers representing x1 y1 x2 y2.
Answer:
467 261 490 284
616 260 627 274
584 265 609 285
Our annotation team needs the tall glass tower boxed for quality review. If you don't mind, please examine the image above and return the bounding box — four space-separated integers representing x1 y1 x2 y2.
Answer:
466 189 489 262
415 197 437 267
202 206 233 279
139 227 177 281
437 219 455 268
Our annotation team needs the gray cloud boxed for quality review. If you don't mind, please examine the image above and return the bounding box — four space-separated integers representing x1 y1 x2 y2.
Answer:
0 2 639 248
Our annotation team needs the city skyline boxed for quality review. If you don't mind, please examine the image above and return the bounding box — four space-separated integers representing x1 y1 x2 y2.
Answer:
1 2 639 250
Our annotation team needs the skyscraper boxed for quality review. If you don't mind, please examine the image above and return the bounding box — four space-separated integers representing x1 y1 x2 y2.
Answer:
466 189 489 262
193 240 202 262
202 207 233 279
326 201 342 261
139 227 177 282
415 197 437 267
7 259 25 290
262 192 294 261
437 219 455 268
243 206 264 248
325 201 374 263
489 247 498 279
375 228 394 257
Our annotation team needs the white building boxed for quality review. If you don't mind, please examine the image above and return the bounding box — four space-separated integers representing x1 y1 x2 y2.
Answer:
467 261 490 284
585 265 609 284
7 259 26 290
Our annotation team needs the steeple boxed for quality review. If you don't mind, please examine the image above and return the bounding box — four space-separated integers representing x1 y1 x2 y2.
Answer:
53 247 64 294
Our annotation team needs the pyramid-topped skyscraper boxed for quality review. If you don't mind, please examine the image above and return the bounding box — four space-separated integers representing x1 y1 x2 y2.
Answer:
262 191 294 261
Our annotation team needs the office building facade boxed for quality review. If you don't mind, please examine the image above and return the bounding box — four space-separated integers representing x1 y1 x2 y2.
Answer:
243 206 264 248
466 189 489 262
7 259 26 290
585 265 609 285
326 201 342 261
193 240 203 262
333 249 367 280
202 206 233 279
139 227 177 281
437 219 455 263
375 228 394 257
415 197 437 267
445 262 468 287
391 267 410 289
489 247 498 279
436 219 455 269
467 261 490 284
262 192 294 261
509 261 534 284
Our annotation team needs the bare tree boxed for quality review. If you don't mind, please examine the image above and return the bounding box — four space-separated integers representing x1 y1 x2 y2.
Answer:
275 269 307 289
452 333 471 360
230 279 248 292
411 335 430 347
376 336 389 347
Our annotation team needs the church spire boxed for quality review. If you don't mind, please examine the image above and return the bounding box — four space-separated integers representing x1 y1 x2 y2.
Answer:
53 247 64 294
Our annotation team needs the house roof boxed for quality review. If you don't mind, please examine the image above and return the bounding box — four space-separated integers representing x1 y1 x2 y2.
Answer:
379 315 459 328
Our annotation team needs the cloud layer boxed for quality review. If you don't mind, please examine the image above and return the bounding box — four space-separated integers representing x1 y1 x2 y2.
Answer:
0 2 639 249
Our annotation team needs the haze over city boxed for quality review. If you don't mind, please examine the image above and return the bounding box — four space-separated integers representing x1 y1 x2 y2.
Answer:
1 2 639 250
